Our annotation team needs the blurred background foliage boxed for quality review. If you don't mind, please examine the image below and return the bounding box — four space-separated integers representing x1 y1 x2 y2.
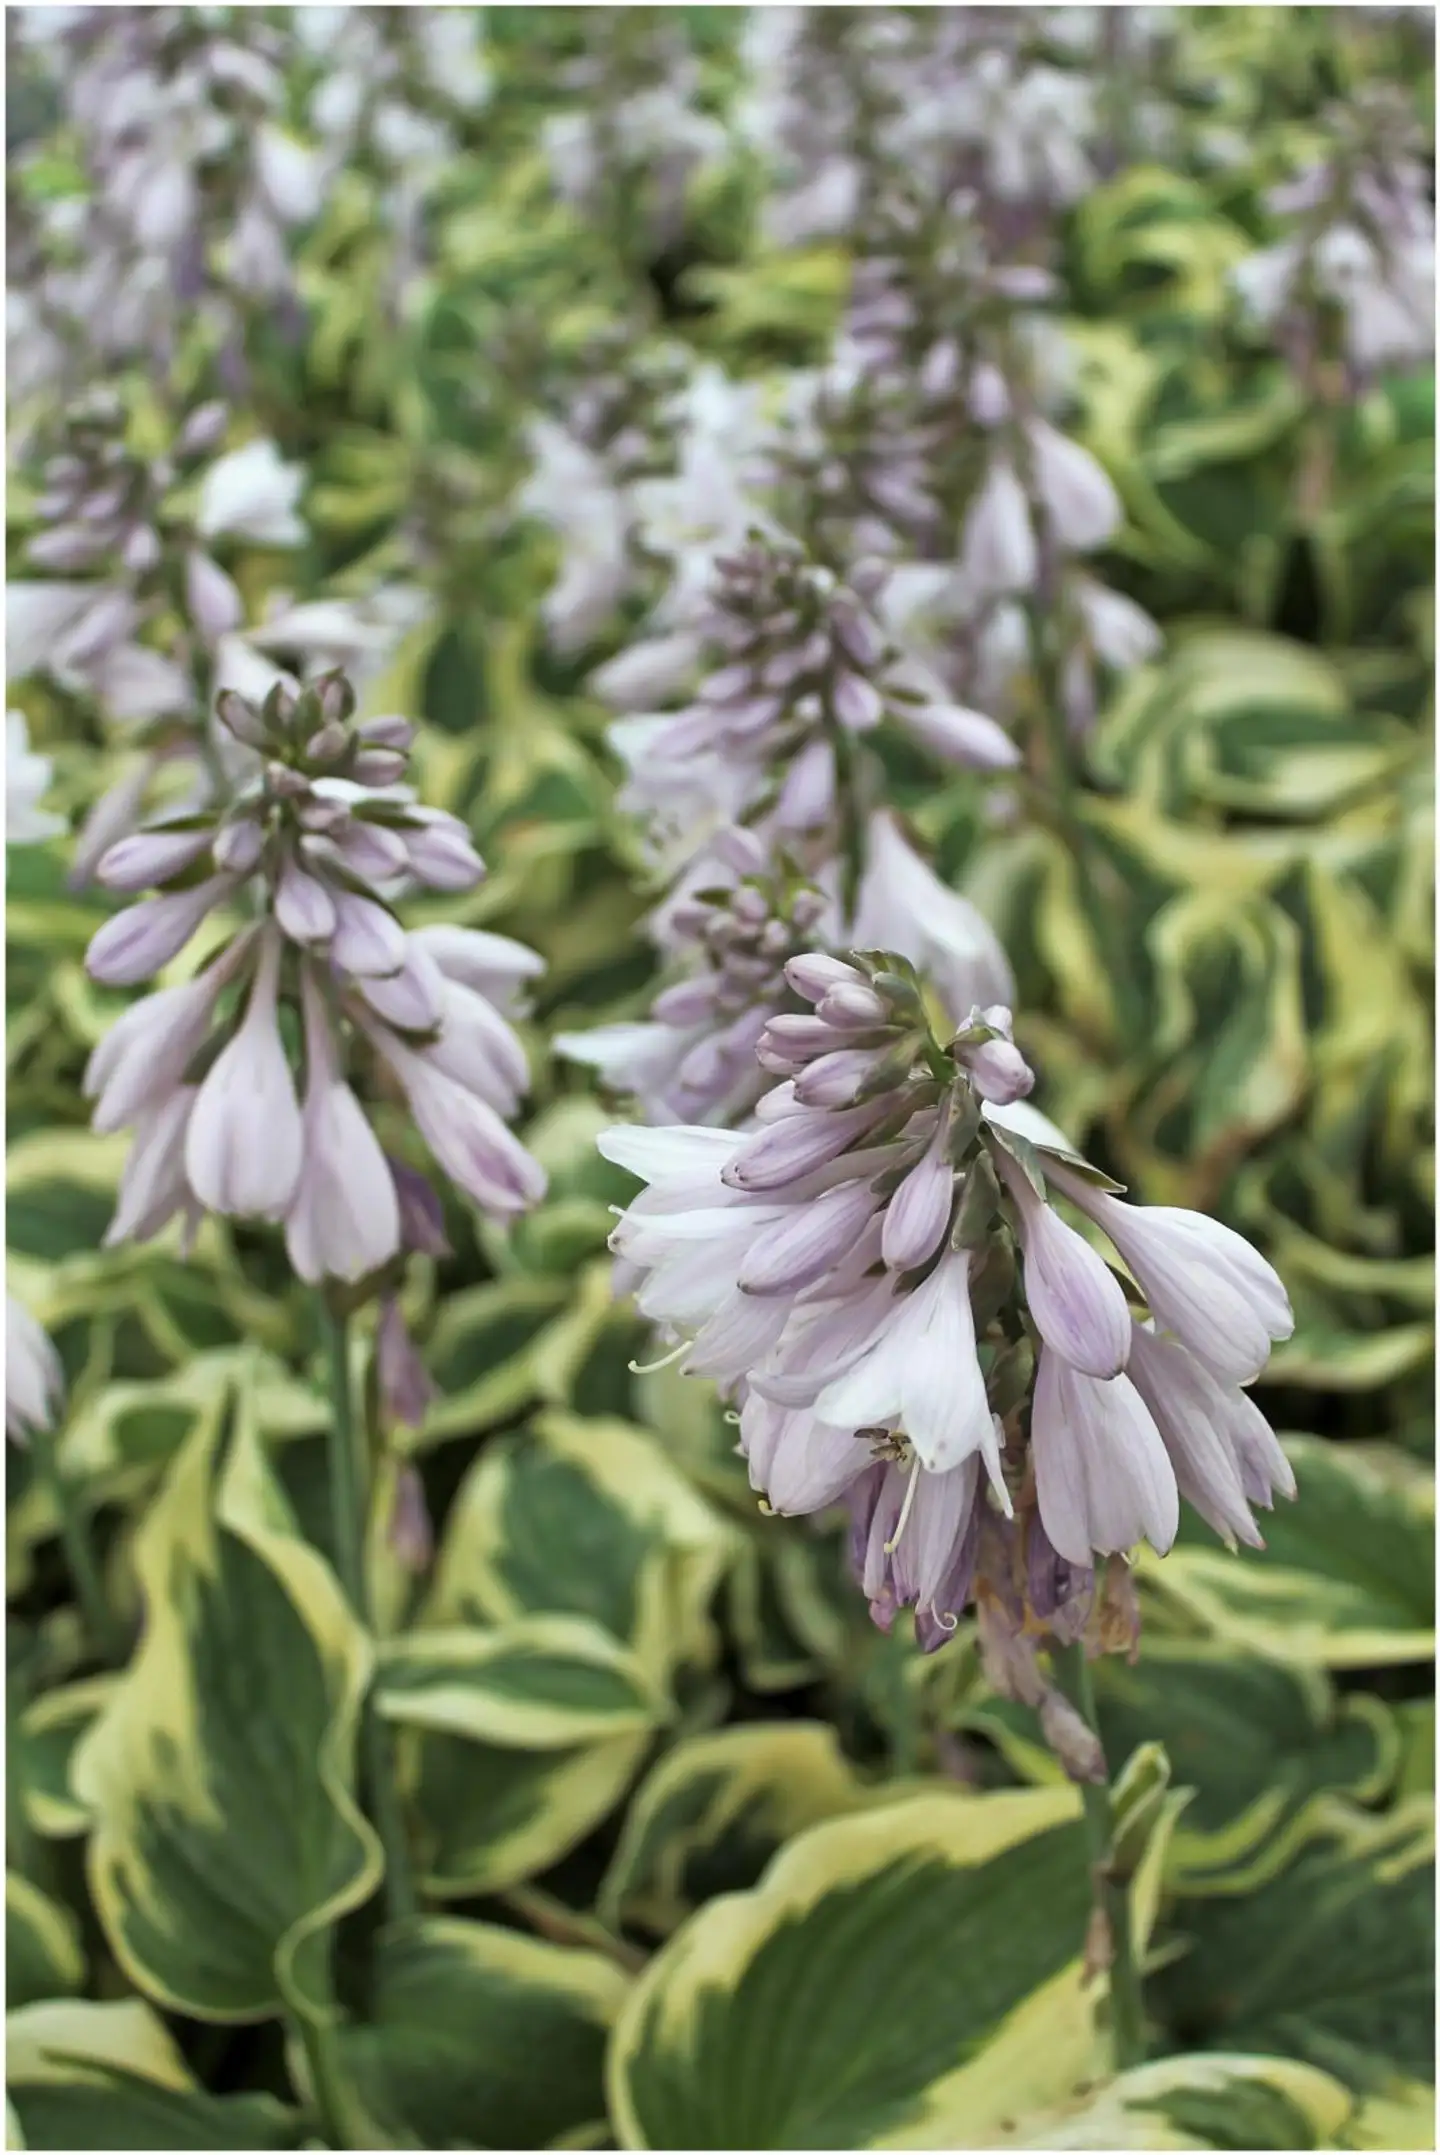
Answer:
5 6 1434 2151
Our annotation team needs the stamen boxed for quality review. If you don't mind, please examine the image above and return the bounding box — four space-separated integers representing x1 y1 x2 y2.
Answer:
884 1458 922 1554
627 1337 692 1375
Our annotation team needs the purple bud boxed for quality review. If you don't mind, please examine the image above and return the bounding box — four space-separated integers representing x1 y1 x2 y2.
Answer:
327 819 411 885
352 749 407 787
96 824 215 892
177 400 230 458
388 1159 452 1256
216 690 268 749
817 983 890 1029
185 550 244 641
122 525 164 575
377 1298 437 1433
305 722 349 763
403 814 485 894
331 891 407 976
275 856 337 944
783 954 864 1003
831 600 884 670
356 714 413 750
832 672 885 732
86 875 232 986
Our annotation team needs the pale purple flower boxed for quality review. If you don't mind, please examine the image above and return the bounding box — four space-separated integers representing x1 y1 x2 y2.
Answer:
6 711 65 846
367 1025 547 1220
852 811 1014 1022
1125 1322 1290 1548
961 458 1037 597
1025 420 1121 554
105 1086 198 1246
1043 1170 1295 1387
185 929 304 1220
1031 1347 1179 1567
284 971 402 1283
6 1294 64 1444
84 930 255 1134
995 1151 1131 1380
85 874 235 987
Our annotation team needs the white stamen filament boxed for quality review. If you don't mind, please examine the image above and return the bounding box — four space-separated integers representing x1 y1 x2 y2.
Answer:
884 1456 922 1555
627 1336 692 1375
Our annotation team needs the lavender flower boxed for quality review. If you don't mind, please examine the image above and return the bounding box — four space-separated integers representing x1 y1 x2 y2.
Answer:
83 670 547 1273
599 947 1295 1654
6 1293 64 1446
557 832 830 1124
6 711 64 846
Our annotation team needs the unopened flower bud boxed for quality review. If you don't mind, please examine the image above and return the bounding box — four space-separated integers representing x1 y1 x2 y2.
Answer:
305 722 349 764
216 690 268 749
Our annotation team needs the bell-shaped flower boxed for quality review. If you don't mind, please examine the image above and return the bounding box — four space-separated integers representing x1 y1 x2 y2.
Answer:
6 1295 64 1444
367 1024 547 1220
996 1152 1131 1379
196 439 306 547
1045 1169 1293 1386
284 972 401 1284
813 1249 1005 1486
185 930 304 1220
1030 1347 1178 1566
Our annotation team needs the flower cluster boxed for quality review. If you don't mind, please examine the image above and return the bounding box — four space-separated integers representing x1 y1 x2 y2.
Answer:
561 533 1018 1112
1232 83 1435 390
10 7 317 388
601 948 1295 1657
558 831 830 1125
6 710 66 1446
83 669 547 1280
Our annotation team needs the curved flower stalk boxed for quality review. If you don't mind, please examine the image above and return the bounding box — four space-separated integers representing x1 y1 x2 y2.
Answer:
82 668 547 1280
600 947 1295 1659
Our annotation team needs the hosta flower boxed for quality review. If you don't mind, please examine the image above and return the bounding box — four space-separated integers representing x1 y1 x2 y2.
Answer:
7 711 64 846
596 536 1015 1021
83 669 547 1272
599 948 1296 1650
6 1293 64 1445
557 830 830 1125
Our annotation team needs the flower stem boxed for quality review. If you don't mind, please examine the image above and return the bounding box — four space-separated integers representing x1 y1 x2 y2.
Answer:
321 1302 418 1925
30 1420 123 1663
1052 1641 1147 2073
293 2007 357 2150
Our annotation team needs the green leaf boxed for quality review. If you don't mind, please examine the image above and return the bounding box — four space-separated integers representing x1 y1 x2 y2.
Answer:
338 1916 627 2150
989 2050 1355 2149
1150 1805 1434 2095
426 1411 735 1685
5 1877 84 2010
1155 1438 1435 1668
69 1377 381 2021
600 1723 870 1936
381 1616 666 1899
1089 1645 1396 1891
609 1788 1100 2150
6 1998 302 2149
